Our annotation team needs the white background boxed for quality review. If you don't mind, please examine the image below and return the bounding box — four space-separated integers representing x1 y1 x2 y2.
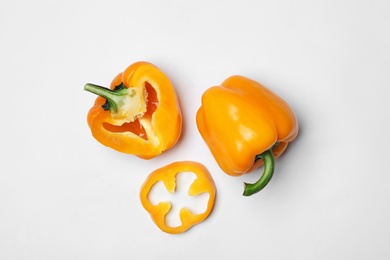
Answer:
1 0 390 259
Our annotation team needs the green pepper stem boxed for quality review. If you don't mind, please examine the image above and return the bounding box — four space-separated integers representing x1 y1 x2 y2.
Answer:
84 83 129 113
243 149 275 196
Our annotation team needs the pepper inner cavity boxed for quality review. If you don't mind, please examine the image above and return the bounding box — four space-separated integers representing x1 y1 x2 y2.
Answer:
103 81 159 140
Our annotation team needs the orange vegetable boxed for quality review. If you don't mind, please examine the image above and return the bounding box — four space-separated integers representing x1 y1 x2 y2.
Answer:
140 161 216 234
196 75 298 196
84 62 182 159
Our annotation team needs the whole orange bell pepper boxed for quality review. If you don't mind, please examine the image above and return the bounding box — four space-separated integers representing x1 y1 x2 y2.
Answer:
140 161 216 234
196 75 298 196
84 62 182 159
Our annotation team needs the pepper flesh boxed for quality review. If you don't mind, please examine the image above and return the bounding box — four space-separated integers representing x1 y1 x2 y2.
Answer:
85 62 182 159
140 161 216 234
196 75 298 196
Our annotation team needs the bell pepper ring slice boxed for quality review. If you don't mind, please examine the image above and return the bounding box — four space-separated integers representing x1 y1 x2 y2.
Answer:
140 161 217 234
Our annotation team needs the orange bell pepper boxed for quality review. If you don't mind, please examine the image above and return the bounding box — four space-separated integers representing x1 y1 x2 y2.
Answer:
140 161 216 234
196 75 298 196
84 62 182 159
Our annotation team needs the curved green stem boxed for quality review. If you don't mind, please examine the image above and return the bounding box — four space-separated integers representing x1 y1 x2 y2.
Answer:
243 149 275 196
84 83 129 113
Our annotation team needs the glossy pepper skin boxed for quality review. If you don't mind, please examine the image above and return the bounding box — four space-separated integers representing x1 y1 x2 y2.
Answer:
196 75 298 196
140 161 216 234
84 62 182 159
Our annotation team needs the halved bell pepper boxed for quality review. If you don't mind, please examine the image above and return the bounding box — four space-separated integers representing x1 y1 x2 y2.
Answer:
196 75 298 196
84 62 182 159
140 161 216 234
